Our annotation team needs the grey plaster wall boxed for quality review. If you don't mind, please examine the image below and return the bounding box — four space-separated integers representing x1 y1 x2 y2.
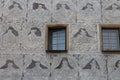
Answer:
0 0 120 80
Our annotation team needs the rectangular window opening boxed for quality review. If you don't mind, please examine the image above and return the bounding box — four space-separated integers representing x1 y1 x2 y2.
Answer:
46 24 69 53
100 24 120 52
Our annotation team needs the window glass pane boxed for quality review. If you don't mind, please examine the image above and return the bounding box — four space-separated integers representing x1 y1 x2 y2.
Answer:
52 31 58 37
112 47 118 50
52 38 57 44
49 28 66 50
111 32 118 37
58 46 65 50
103 36 109 39
103 39 109 44
102 29 119 50
59 30 65 36
111 39 119 44
103 44 112 50
59 37 65 40
103 32 109 37
111 43 119 47
52 45 57 50
58 39 65 44
111 36 118 39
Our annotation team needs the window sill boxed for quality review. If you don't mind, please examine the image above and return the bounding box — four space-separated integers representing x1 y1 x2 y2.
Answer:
46 50 68 53
102 49 120 54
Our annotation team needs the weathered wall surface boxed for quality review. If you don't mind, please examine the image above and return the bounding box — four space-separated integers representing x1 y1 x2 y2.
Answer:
0 0 120 80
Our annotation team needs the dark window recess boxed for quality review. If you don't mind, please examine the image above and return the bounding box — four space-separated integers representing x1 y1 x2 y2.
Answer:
48 28 66 51
102 28 120 51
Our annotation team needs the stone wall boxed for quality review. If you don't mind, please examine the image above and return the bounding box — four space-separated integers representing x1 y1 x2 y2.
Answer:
0 0 120 80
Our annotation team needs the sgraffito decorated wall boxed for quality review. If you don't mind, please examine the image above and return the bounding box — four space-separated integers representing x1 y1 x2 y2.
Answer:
0 0 120 80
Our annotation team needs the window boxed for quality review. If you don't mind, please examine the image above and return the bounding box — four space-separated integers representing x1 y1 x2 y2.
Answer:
46 24 69 53
100 24 120 52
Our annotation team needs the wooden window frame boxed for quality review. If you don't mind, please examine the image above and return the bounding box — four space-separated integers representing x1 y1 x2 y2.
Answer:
45 24 69 53
99 24 120 53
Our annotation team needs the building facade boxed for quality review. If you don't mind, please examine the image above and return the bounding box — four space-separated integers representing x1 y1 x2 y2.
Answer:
0 0 120 80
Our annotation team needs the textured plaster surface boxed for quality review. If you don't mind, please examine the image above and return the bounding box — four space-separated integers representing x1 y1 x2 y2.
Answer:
0 0 119 80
